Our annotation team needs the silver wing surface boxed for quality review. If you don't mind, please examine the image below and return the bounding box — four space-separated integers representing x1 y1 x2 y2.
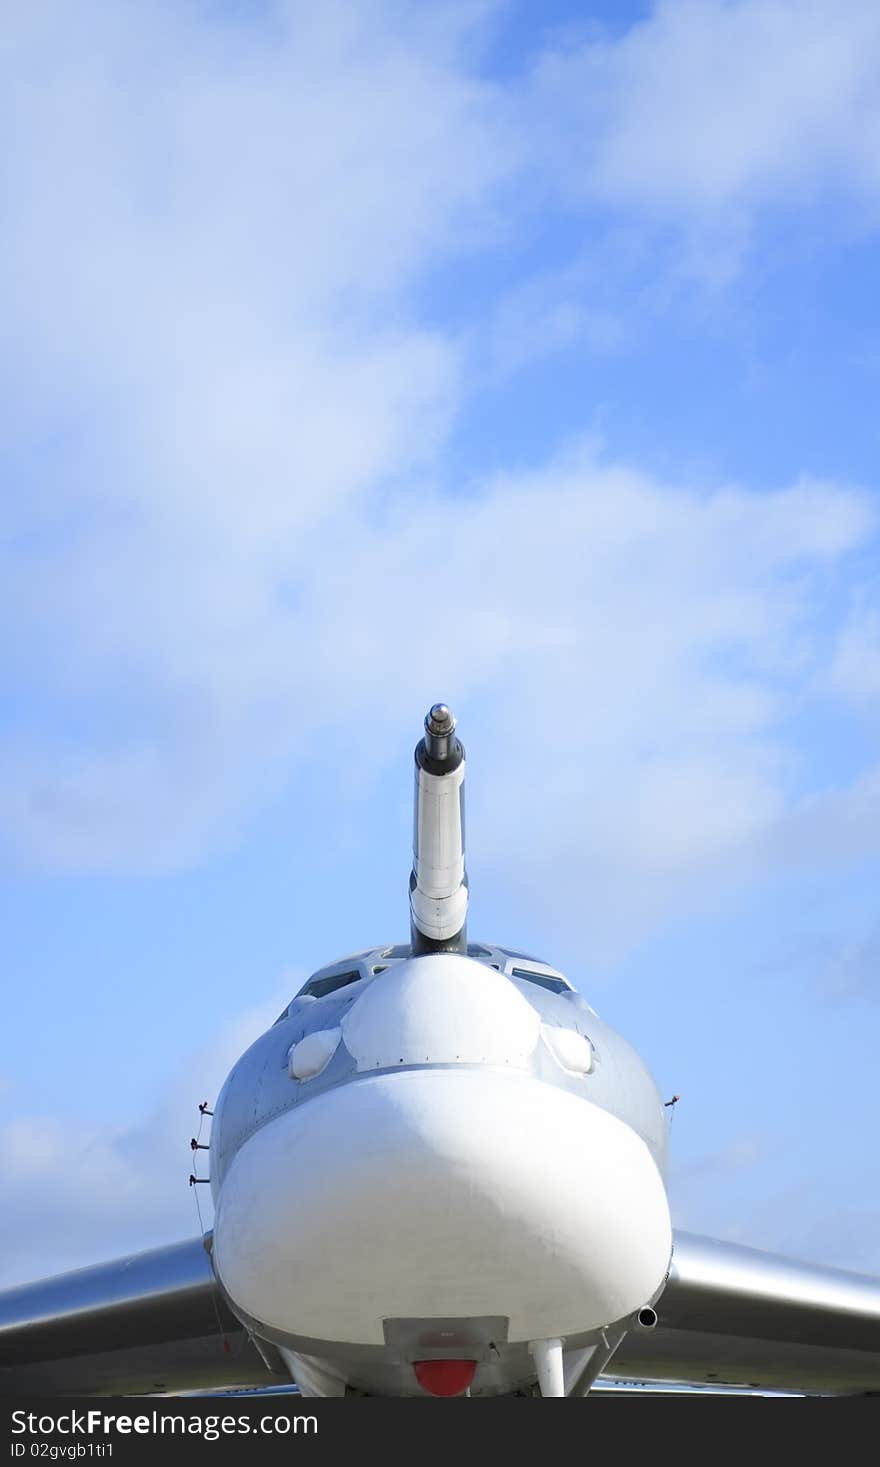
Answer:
1 1230 879 1394
0 1236 276 1395
615 1231 880 1393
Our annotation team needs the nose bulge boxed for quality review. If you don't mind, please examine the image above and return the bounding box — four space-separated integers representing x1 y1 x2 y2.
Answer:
212 1064 672 1350
213 956 672 1352
340 954 542 1071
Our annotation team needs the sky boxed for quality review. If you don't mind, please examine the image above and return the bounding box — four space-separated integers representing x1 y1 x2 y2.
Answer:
1 0 879 1289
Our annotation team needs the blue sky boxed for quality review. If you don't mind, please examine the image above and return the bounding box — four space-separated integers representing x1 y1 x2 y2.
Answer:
1 0 879 1286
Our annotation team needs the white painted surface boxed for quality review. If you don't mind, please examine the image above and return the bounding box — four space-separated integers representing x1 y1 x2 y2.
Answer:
341 954 541 1070
530 1338 565 1397
411 759 467 941
541 1024 594 1075
288 1028 341 1081
213 1068 672 1347
563 1342 598 1395
413 761 465 898
279 1348 346 1397
409 882 468 944
288 994 317 1013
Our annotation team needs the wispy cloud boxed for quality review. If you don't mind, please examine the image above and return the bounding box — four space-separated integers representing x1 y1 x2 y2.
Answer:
819 922 880 1001
0 981 291 1286
530 0 880 230
828 603 880 708
1 5 878 966
2 1 880 1289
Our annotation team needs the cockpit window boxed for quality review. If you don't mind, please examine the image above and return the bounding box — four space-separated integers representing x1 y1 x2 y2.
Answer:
301 969 361 1000
501 947 546 963
467 943 492 957
510 968 571 995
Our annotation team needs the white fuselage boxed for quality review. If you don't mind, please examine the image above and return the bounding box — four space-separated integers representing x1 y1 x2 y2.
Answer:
209 951 672 1396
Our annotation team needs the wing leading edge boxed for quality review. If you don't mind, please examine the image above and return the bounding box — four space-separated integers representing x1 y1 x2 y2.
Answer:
614 1231 880 1393
1 1230 878 1394
0 1236 276 1395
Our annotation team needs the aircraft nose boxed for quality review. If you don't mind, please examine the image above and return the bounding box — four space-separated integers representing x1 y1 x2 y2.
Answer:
212 1066 672 1351
340 953 541 1071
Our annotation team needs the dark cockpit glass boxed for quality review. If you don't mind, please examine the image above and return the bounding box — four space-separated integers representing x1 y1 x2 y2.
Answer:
301 969 361 1000
509 967 570 995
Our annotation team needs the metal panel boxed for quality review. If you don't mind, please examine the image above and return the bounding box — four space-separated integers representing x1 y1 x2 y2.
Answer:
1 1229 879 1394
0 1235 276 1395
613 1231 880 1393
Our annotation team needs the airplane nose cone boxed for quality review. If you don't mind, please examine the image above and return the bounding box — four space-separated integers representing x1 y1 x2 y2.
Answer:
341 954 541 1071
212 1066 672 1350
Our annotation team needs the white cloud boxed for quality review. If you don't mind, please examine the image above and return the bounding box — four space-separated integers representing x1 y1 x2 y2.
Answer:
819 922 880 1001
829 604 880 708
1 0 879 964
526 0 880 281
2 424 878 960
729 1187 880 1275
671 1145 880 1274
4 0 880 1307
0 0 513 860
0 982 291 1286
763 763 880 872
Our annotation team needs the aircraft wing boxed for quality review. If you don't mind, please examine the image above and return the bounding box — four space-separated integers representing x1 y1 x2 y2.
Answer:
0 1236 277 1395
1 1229 879 1395
614 1230 880 1393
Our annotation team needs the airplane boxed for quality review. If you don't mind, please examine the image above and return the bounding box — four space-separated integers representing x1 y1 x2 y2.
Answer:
1 704 879 1397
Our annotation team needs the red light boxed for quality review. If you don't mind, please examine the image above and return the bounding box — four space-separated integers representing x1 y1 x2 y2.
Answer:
413 1360 477 1397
